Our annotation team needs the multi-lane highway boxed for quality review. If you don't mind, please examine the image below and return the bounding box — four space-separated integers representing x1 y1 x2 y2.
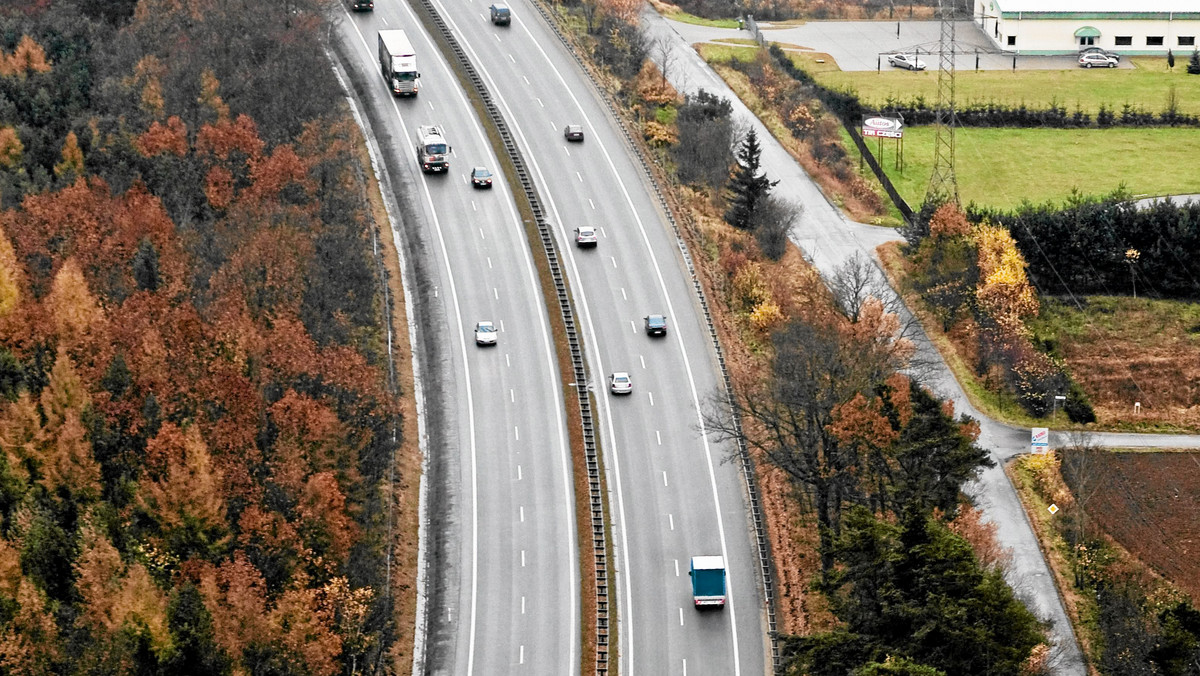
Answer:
336 6 579 673
335 0 769 674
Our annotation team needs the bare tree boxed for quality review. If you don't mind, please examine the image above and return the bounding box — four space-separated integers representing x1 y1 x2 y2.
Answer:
751 194 800 261
1058 431 1110 589
649 33 679 93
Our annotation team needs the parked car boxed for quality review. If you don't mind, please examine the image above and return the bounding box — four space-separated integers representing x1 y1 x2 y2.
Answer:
1079 46 1121 62
609 372 633 395
489 3 511 25
574 226 598 247
563 124 585 142
1078 52 1118 68
644 314 667 337
475 321 497 346
886 53 926 71
471 166 493 188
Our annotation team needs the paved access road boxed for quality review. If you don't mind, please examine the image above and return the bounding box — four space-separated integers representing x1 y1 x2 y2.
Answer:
423 1 771 674
647 11 1200 675
335 7 579 674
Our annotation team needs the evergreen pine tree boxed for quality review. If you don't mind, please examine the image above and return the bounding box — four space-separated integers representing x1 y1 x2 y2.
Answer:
132 236 160 292
1188 48 1200 74
1167 48 1175 69
724 128 777 230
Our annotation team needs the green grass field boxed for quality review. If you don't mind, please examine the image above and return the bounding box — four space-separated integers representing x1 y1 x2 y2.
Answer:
861 126 1200 209
814 57 1200 116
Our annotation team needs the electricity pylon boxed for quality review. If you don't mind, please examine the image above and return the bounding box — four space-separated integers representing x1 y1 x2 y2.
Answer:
926 0 960 205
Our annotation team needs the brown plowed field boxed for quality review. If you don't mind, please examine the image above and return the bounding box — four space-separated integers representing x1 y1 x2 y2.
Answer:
1061 450 1200 600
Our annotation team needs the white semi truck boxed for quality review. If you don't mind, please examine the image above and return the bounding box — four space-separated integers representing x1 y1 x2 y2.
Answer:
378 30 419 96
415 125 451 173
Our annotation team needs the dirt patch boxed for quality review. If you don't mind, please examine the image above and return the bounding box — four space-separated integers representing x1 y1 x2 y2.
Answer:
1060 450 1200 602
1034 297 1200 431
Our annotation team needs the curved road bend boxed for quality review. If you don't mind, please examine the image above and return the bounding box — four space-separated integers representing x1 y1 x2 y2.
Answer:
336 7 579 675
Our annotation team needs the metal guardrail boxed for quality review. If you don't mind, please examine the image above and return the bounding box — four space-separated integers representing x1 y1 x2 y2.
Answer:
404 0 611 672
520 3 782 672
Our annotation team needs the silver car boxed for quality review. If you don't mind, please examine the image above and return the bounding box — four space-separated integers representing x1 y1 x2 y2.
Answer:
574 226 598 247
887 53 926 71
1078 52 1118 68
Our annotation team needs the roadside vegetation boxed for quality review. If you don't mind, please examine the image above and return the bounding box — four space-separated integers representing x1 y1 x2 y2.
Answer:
549 2 1054 672
1011 444 1200 672
0 1 409 672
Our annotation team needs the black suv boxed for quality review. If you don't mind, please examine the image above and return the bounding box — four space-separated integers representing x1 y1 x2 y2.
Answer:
644 314 667 337
489 3 511 25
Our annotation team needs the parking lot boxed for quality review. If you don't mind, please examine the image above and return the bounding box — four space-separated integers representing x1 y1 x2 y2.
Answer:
668 19 1131 71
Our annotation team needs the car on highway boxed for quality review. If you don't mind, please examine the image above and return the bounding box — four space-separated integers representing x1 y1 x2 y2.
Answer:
644 314 667 337
475 321 497 346
886 53 926 71
471 166 493 189
574 226 597 247
609 372 632 395
563 124 585 142
1078 52 1118 68
489 3 511 25
1079 46 1120 62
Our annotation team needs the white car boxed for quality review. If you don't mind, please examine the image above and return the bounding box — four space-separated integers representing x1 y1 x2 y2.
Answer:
887 53 926 71
575 226 598 247
609 372 633 395
475 321 497 346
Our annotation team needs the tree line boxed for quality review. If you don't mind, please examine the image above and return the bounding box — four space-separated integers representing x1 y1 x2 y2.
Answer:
0 1 399 673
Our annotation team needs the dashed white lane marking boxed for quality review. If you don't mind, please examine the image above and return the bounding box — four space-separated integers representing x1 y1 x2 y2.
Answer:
487 256 492 268
610 256 617 268
648 391 655 406
576 171 583 182
505 354 510 367
562 146 571 157
517 464 522 480
629 320 637 333
507 53 515 62
621 288 627 300
510 389 515 403
427 100 434 111
493 288 499 299
479 228 485 239
679 608 684 626
640 355 645 369
514 426 520 440
656 430 662 446
669 513 674 530
472 200 477 211
521 550 526 567
519 645 524 664
662 471 668 486
600 226 607 237
683 658 688 675
519 506 525 522
522 596 526 614
589 198 596 209
522 75 529 84
674 559 679 577
500 320 505 332
536 97 544 108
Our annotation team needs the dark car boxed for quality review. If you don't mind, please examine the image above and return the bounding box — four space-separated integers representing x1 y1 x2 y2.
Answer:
563 124 585 142
471 166 493 188
1079 46 1120 62
489 3 511 25
644 314 667 337
348 0 373 9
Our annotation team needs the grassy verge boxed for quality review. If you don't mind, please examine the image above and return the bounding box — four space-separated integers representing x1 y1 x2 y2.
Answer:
815 57 1200 117
876 126 1200 210
1006 456 1102 670
355 118 422 674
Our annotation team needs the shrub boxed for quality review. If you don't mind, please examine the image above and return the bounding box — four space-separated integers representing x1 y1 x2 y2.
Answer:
1063 380 1097 424
673 90 734 190
1188 49 1200 75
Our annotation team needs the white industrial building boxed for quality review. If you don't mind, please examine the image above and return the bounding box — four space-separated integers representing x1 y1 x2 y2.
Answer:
974 1 1200 55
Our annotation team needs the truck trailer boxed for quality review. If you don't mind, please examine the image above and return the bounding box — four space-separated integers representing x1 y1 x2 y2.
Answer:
689 556 727 608
378 30 419 96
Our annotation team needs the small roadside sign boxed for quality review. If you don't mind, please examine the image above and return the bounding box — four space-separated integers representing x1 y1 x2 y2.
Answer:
1031 427 1049 454
1048 504 1059 515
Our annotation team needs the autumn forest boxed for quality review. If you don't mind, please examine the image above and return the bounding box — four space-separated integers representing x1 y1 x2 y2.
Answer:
0 0 402 673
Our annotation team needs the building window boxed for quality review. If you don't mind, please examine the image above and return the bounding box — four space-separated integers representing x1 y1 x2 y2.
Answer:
1079 36 1095 46
1007 35 1016 46
1180 36 1196 46
1147 36 1164 46
1115 36 1133 46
